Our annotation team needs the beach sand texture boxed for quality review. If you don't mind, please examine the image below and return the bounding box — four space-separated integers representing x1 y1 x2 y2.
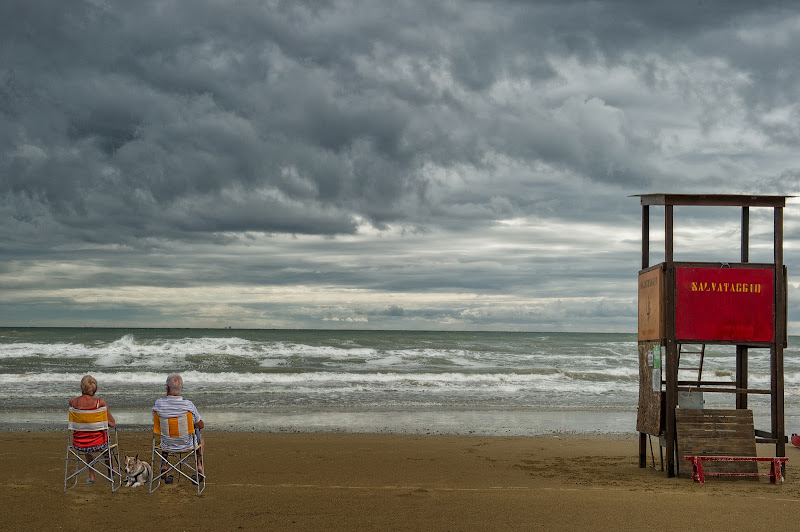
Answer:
6 431 800 531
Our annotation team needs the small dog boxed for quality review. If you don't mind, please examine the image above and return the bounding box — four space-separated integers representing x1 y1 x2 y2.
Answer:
124 454 152 487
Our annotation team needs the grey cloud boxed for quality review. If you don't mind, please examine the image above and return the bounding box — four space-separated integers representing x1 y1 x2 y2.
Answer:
375 305 405 317
2 0 800 330
0 0 681 242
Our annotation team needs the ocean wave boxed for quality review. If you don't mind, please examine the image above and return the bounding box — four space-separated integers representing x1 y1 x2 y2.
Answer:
0 335 643 377
0 369 624 383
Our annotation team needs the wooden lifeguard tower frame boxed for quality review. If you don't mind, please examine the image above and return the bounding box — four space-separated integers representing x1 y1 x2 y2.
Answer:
635 194 790 478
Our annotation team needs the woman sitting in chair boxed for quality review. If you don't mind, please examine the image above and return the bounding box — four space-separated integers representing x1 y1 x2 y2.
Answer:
69 375 115 484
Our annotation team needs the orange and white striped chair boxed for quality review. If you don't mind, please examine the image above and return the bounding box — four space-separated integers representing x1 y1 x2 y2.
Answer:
64 407 121 492
149 411 205 494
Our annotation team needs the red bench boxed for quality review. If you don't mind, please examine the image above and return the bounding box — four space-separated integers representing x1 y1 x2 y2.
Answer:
683 456 788 483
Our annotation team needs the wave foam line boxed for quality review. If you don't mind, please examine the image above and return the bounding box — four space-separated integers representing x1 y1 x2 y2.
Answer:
0 370 639 387
0 336 641 365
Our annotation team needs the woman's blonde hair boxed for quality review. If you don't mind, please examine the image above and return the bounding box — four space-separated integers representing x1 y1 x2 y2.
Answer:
80 375 98 396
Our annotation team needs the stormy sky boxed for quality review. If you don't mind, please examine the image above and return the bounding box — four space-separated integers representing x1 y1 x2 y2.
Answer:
2 0 800 331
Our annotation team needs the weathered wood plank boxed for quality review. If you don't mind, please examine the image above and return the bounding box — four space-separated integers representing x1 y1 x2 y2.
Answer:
679 422 754 429
634 194 788 208
637 341 662 436
677 408 750 417
680 439 756 454
676 411 753 422
677 419 756 427
678 432 756 443
676 409 758 477
678 423 756 433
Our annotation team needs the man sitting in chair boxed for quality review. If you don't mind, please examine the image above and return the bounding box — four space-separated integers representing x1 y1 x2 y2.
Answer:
153 374 204 481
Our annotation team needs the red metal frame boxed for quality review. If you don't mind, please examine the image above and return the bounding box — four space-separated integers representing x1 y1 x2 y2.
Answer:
683 455 788 483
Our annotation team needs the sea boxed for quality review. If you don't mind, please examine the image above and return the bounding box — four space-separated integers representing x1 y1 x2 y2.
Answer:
2 327 799 436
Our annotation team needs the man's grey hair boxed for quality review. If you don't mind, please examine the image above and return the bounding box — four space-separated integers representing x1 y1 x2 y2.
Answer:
166 374 183 394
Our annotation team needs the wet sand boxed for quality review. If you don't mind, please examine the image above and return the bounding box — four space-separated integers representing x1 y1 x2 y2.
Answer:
4 431 800 531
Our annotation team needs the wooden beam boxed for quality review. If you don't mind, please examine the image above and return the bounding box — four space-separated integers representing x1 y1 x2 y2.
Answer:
736 346 748 409
642 205 649 270
773 207 786 458
639 204 649 469
738 208 750 408
741 206 749 263
634 194 789 208
670 261 773 270
666 205 673 264
754 429 789 440
664 205 678 477
676 380 737 386
677 386 771 394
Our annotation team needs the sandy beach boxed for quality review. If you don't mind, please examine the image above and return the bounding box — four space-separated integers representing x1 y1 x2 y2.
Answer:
4 430 800 531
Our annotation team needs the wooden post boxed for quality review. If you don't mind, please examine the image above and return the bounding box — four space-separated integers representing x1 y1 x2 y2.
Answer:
664 205 678 477
773 207 786 459
639 205 650 468
642 205 649 271
736 346 748 410
737 206 749 409
741 207 749 263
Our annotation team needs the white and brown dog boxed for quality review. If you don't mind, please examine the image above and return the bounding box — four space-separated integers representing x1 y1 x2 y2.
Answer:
124 454 152 487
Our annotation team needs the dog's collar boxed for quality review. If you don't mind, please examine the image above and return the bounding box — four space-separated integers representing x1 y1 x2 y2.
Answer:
131 468 147 482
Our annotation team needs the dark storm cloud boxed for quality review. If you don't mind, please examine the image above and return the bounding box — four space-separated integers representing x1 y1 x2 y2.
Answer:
2 0 800 329
0 0 713 240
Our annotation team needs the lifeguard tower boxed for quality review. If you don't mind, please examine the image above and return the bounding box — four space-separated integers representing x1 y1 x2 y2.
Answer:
635 194 789 478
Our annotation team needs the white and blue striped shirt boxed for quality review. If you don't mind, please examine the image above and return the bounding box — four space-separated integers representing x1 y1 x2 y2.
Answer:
153 395 202 452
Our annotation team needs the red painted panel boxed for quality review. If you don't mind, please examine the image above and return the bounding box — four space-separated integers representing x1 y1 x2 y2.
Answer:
676 267 774 342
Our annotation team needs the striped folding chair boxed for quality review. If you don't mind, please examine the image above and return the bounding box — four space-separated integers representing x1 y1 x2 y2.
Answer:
64 407 121 492
149 411 205 494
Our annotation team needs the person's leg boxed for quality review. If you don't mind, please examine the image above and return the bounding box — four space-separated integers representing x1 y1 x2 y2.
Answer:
160 452 169 478
85 453 95 483
197 435 204 475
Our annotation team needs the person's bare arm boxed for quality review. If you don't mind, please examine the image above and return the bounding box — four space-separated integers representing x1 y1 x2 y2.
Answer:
99 399 115 427
195 419 204 430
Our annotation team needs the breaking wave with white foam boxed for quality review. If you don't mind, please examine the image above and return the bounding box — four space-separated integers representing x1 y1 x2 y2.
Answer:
2 328 799 433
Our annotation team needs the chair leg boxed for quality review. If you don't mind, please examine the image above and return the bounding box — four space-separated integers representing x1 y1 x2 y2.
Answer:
110 447 121 492
198 451 205 494
64 449 73 492
65 448 118 491
72 456 82 487
149 444 161 493
64 449 92 491
149 444 204 494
